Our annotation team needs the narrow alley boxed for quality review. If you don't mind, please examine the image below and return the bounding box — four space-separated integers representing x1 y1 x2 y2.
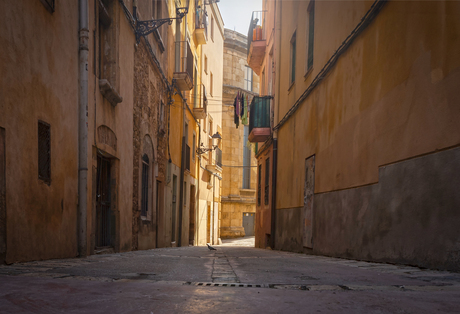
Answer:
1 238 459 313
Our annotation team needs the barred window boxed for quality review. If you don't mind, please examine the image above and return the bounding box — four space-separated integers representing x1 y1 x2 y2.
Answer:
38 121 51 184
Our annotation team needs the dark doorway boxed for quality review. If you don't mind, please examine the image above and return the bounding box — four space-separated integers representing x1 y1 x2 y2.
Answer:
172 175 177 243
243 212 255 236
96 155 112 247
189 185 196 245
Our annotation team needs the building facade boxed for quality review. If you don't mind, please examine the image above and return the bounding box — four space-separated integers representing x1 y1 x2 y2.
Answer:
194 3 224 246
220 29 259 239
248 0 460 271
0 0 224 263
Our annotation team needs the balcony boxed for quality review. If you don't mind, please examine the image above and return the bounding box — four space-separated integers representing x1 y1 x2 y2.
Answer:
192 84 208 119
248 96 271 143
194 4 208 45
206 147 223 174
247 11 266 76
173 41 194 91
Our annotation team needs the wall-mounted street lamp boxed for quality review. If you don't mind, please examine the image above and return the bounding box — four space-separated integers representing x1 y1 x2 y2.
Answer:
197 132 221 155
133 0 188 44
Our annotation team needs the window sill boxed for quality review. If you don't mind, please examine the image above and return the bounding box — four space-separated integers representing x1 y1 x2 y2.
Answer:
304 67 313 80
288 81 295 92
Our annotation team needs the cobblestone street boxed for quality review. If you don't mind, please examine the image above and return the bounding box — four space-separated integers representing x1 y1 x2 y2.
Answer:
1 238 459 313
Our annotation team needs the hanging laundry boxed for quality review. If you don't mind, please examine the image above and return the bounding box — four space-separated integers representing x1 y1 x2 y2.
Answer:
233 97 239 128
235 91 240 118
241 94 249 125
240 93 245 117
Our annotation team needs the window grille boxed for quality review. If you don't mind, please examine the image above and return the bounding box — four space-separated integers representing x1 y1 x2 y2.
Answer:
141 154 149 217
38 121 51 184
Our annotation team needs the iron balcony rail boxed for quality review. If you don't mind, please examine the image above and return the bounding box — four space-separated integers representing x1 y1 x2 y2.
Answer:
195 2 208 39
175 40 194 80
249 96 271 134
247 10 266 57
189 83 207 110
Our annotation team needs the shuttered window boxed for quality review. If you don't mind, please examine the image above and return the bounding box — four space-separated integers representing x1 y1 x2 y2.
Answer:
290 32 296 85
307 1 315 71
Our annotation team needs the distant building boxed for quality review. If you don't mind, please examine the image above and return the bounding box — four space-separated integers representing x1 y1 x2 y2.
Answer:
220 29 259 238
247 0 460 271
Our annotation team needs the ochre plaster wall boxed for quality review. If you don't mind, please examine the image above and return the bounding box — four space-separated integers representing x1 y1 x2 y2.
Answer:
0 1 79 262
276 0 460 208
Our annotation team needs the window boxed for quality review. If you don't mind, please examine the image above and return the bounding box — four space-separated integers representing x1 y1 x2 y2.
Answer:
257 164 262 206
152 0 162 19
159 100 165 133
208 117 213 161
38 121 51 184
244 66 253 92
141 154 149 217
264 158 270 205
192 132 196 161
290 31 296 86
242 126 251 189
306 0 315 72
261 68 265 95
210 72 213 96
204 55 208 74
211 16 214 41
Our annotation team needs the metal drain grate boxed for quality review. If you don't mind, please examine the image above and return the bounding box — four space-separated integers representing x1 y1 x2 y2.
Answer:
194 282 266 288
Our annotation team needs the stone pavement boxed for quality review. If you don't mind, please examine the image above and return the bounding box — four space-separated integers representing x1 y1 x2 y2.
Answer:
1 237 460 313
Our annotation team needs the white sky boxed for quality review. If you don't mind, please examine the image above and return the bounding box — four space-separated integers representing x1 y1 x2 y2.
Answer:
217 0 263 36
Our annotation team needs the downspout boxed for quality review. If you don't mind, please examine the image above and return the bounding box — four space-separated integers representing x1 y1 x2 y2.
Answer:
78 0 89 257
271 0 282 249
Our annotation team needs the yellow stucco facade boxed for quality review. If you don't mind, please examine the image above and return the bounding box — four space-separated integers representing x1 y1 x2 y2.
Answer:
250 0 460 271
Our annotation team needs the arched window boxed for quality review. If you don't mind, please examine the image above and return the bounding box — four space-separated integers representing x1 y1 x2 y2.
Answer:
141 154 149 217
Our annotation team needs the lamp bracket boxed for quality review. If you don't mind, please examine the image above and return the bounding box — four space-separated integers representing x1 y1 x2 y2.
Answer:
135 7 188 43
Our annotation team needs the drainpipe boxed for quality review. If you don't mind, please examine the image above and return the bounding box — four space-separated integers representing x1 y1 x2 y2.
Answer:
78 0 89 257
270 0 282 250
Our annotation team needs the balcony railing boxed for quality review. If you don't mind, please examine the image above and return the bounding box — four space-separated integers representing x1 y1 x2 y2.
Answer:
194 2 208 45
247 11 266 75
174 41 194 91
249 96 271 143
191 84 208 119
